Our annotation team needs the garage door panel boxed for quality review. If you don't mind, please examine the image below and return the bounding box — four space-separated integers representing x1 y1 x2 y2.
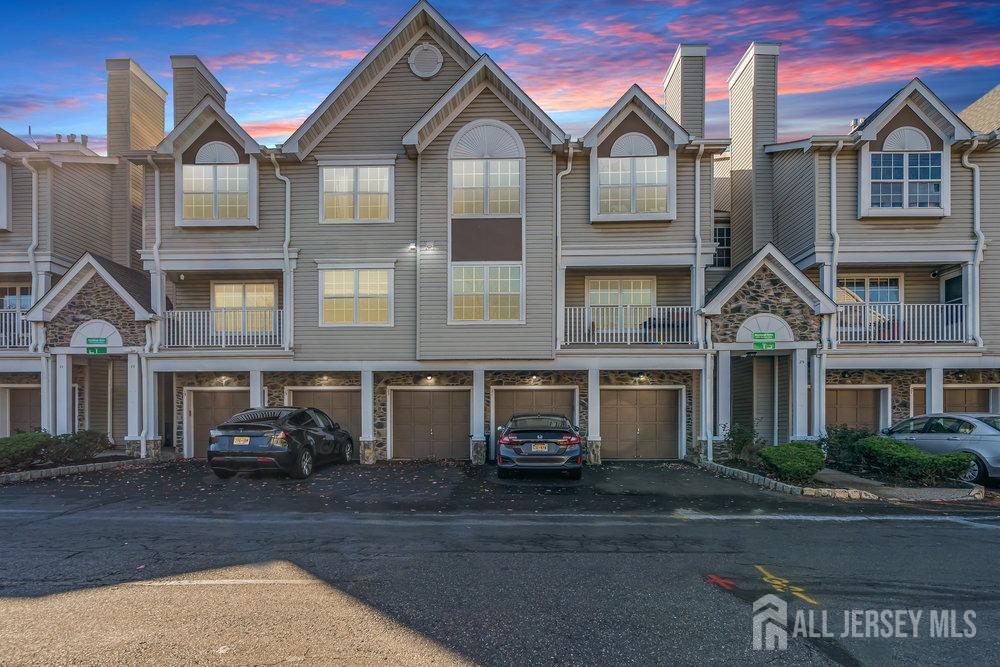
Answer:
391 389 469 460
191 390 250 458
493 388 576 429
825 389 879 431
9 388 41 434
290 389 363 449
945 388 990 413
600 388 680 460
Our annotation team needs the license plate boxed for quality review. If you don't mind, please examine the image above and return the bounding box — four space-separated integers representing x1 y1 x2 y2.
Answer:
531 443 549 452
233 436 251 445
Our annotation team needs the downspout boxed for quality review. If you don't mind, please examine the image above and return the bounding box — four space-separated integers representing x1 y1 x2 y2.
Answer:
693 143 706 348
555 142 574 349
269 152 293 351
146 156 162 351
704 318 714 461
21 158 39 351
138 322 153 458
828 140 844 350
960 139 983 346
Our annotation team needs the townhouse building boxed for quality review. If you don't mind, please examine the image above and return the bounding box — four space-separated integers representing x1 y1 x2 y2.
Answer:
1 1 998 464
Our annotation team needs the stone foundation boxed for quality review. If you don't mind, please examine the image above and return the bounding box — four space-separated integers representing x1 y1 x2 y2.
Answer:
124 437 162 459
173 373 251 454
586 438 602 465
471 440 486 465
263 371 360 407
359 439 379 465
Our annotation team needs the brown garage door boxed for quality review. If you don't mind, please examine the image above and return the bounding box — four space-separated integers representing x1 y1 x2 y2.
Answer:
493 388 577 431
600 388 679 459
9 387 41 434
391 389 470 460
912 387 990 415
190 390 250 457
291 389 362 460
825 389 880 430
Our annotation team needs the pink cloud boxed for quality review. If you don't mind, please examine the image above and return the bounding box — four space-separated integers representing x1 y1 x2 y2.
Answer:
580 21 662 46
242 118 304 141
667 5 800 40
824 16 875 27
464 30 510 50
203 50 283 69
171 13 235 28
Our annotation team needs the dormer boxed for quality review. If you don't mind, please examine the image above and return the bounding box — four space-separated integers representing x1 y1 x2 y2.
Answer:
154 96 261 228
582 85 691 223
853 79 973 219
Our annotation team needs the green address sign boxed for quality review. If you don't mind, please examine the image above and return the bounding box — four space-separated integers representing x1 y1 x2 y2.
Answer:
752 331 776 350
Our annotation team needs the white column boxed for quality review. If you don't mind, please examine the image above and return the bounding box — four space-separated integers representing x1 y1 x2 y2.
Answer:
360 369 374 441
810 352 826 437
925 367 944 414
282 268 294 351
587 368 601 442
54 354 74 435
962 262 976 343
143 366 158 442
126 353 142 440
791 348 809 439
716 350 731 438
701 354 714 460
39 356 55 434
249 369 264 408
472 369 485 441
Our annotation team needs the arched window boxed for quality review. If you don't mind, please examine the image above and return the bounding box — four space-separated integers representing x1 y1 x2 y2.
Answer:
599 132 668 214
870 126 941 210
182 140 249 221
449 120 524 216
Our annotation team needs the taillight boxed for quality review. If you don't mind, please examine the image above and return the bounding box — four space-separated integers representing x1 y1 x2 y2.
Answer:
561 434 582 446
499 434 517 445
269 430 289 447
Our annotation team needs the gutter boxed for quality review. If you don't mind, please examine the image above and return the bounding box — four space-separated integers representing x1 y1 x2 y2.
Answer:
693 143 706 348
555 142 574 349
269 151 293 351
828 139 844 350
146 156 162 351
138 323 153 458
960 139 984 346
21 158 39 351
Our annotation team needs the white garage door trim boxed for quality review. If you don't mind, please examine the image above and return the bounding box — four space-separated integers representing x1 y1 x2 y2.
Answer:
182 386 251 458
826 384 892 431
909 384 1000 417
489 385 580 459
599 384 686 459
387 386 473 460
0 383 42 438
282 385 360 406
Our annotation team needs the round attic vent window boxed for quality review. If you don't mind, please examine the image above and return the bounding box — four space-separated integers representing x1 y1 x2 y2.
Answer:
409 43 443 79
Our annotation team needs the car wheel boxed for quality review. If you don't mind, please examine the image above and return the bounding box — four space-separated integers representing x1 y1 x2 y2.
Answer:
567 468 583 481
341 439 354 463
960 456 987 485
291 448 314 479
212 468 235 480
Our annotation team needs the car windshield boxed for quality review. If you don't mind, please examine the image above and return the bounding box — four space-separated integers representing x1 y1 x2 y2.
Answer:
508 416 572 431
227 409 291 423
977 416 1000 432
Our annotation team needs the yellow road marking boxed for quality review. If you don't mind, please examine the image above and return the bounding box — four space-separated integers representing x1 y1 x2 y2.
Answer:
755 564 818 605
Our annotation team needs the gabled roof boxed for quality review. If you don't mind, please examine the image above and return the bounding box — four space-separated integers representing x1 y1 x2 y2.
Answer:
155 96 260 155
702 243 838 316
960 83 1000 134
402 55 568 154
853 78 973 143
26 253 155 322
0 128 33 152
582 84 691 149
282 1 480 159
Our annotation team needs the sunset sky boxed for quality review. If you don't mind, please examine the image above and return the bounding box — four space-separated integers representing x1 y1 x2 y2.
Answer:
1 0 997 153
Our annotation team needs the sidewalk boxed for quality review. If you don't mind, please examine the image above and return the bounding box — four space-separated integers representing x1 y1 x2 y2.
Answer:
814 467 982 501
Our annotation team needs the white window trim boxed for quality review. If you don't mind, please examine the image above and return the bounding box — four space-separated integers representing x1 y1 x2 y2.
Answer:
318 155 396 225
0 161 10 232
316 260 395 328
835 273 905 304
209 279 280 334
175 155 258 228
589 123 677 223
712 222 732 268
857 103 951 219
0 282 32 313
447 261 526 325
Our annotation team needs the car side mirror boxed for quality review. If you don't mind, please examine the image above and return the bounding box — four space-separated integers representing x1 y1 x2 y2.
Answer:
497 426 505 433
331 423 341 431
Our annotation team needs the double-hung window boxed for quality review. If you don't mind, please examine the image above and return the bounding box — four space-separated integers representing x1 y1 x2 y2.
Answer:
321 163 393 223
587 278 654 331
451 159 520 215
836 276 900 305
182 141 249 222
596 132 669 217
451 264 522 322
713 223 731 268
320 267 392 326
211 282 276 333
867 126 944 213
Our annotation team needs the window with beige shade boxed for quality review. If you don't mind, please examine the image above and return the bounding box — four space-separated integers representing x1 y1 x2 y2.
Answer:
449 119 524 217
182 141 249 221
321 164 393 223
320 268 393 326
598 133 668 215
450 264 522 322
211 282 276 333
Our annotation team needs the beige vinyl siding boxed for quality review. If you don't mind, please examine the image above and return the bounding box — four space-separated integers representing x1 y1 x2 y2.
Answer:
561 149 713 248
730 356 753 432
284 34 465 362
417 90 554 360
728 66 754 265
705 267 730 292
50 164 114 268
111 359 128 444
2 162 42 254
754 357 775 444
564 269 691 307
974 146 1000 349
170 272 284 310
713 154 731 213
772 149 816 262
87 359 109 436
172 68 225 126
663 56 705 138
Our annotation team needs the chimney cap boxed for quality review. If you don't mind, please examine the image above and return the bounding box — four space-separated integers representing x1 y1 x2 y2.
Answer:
663 43 708 89
727 41 781 88
170 55 228 100
105 58 168 100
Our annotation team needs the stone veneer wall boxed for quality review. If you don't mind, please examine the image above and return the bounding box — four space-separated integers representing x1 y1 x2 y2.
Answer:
712 266 821 343
172 373 251 450
944 370 1000 385
0 373 40 385
46 275 148 347
601 370 699 459
263 371 361 408
825 369 924 424
484 371 589 437
370 371 473 463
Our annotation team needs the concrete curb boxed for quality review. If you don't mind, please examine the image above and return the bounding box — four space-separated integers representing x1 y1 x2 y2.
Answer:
698 460 808 496
0 459 139 485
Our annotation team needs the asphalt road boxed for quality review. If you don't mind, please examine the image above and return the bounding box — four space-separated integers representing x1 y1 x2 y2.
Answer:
0 462 998 665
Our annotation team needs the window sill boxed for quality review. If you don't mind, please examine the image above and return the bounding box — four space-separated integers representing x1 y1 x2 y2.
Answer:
319 219 394 225
318 323 394 329
447 319 526 326
590 213 676 223
177 218 258 228
859 207 948 220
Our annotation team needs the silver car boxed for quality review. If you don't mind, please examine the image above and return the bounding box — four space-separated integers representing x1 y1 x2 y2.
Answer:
884 413 1000 483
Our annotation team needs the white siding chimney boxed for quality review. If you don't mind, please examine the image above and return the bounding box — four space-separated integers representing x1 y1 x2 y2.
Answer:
727 42 779 264
663 43 707 138
170 55 227 125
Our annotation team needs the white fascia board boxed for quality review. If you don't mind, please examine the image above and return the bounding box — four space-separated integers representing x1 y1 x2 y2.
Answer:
858 80 974 142
582 84 690 149
727 41 779 88
25 255 153 322
157 97 260 155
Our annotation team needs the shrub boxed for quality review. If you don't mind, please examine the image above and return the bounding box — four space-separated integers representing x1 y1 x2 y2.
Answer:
0 432 51 471
820 425 874 468
851 436 974 486
757 441 825 484
44 430 112 464
721 423 767 464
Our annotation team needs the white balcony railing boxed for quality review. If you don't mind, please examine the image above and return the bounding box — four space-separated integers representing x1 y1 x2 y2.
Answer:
162 308 283 348
0 310 31 348
564 305 694 345
837 303 968 344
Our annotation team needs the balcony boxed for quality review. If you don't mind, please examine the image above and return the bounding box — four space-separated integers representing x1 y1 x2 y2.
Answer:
162 308 284 348
837 303 968 344
0 310 31 349
564 305 694 345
